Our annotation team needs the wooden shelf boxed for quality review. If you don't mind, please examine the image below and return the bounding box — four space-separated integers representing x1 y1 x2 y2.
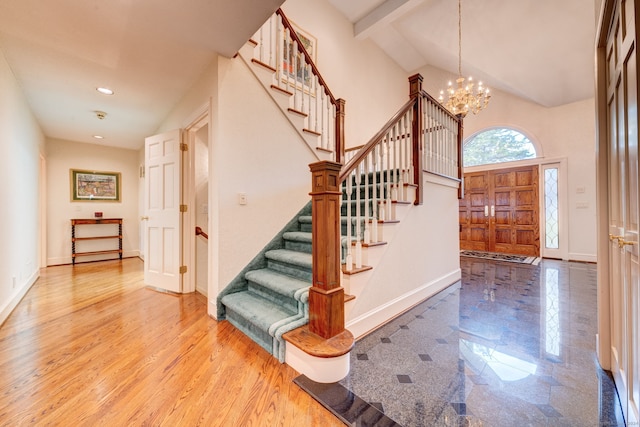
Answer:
71 218 123 265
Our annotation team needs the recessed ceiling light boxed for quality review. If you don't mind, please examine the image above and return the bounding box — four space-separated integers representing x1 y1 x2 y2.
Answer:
96 87 114 95
93 135 104 139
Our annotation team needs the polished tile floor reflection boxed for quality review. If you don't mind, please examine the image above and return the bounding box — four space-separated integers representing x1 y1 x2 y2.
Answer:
299 258 626 426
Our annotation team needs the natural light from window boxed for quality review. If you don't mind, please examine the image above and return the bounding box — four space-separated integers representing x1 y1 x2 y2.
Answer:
464 128 536 167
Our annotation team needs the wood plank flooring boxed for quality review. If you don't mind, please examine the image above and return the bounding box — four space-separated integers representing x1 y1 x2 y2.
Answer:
0 258 343 426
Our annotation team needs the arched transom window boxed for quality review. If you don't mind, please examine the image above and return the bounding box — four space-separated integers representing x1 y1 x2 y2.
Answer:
464 128 537 167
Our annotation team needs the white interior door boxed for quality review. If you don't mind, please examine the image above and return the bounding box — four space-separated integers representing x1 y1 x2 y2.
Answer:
605 1 640 421
144 129 183 293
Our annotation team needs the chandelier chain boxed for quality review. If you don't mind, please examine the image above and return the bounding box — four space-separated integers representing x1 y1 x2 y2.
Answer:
438 0 491 118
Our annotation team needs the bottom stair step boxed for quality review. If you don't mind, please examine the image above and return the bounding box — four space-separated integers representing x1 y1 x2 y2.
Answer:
221 291 301 354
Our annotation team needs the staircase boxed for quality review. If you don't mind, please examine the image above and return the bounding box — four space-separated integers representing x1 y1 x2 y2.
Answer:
217 172 403 362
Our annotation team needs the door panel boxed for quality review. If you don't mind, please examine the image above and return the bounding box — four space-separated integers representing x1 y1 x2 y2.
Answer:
144 129 183 293
602 0 640 421
460 165 539 256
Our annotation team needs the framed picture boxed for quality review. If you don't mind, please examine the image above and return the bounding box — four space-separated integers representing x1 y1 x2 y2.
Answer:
70 169 121 202
282 22 317 90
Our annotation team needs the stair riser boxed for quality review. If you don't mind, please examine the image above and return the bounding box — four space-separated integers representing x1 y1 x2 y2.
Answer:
247 281 299 313
226 309 273 354
284 240 312 254
266 259 312 282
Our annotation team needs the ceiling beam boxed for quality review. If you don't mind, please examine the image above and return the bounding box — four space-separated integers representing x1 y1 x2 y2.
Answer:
354 0 425 40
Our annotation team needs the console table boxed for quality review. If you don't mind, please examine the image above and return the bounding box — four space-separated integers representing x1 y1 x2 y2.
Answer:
71 218 123 265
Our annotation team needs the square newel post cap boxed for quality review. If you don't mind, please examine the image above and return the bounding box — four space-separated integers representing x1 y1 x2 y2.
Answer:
309 161 342 195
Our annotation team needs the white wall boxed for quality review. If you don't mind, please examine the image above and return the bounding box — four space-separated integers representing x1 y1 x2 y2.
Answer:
195 124 209 296
46 138 140 265
282 0 409 148
418 64 597 261
0 49 45 323
346 176 462 338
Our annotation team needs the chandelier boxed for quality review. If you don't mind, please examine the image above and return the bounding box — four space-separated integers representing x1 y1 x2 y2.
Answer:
438 0 490 118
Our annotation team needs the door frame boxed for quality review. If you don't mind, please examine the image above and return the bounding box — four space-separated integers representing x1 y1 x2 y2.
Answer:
182 102 210 294
464 156 569 260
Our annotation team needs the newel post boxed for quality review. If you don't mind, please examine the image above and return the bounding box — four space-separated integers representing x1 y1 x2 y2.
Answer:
335 99 346 164
409 74 424 205
308 160 345 338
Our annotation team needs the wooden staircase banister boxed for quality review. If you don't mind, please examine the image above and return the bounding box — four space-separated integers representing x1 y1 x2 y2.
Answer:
338 96 417 183
276 9 337 104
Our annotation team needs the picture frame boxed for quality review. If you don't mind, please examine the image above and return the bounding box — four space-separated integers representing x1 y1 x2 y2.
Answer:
282 22 317 91
70 169 121 202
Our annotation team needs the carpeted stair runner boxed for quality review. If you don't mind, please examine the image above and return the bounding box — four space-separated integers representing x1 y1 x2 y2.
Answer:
218 171 399 362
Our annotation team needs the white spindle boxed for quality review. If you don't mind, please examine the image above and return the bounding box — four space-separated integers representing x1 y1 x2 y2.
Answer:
364 152 371 245
384 135 392 221
344 171 353 271
371 145 379 243
354 165 362 268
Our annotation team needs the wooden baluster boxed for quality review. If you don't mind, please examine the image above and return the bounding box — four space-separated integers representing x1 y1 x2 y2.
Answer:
268 16 273 68
371 145 379 242
363 151 371 245
315 77 320 136
392 123 398 202
354 164 362 268
293 42 299 111
301 61 306 116
344 170 353 272
382 135 390 221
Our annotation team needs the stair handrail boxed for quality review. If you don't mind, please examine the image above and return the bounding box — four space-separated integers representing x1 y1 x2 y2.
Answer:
276 9 336 105
307 74 463 341
338 97 416 184
274 9 346 163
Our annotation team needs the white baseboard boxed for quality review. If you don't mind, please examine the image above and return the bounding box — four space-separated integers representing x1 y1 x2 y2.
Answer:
0 269 39 326
568 252 597 263
346 268 461 340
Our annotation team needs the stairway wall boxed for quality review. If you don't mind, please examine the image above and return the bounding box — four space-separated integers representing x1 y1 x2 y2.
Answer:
345 174 462 339
154 55 320 317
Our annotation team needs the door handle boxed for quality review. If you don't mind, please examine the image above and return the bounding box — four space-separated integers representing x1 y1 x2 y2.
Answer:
490 205 495 217
618 239 637 249
484 205 489 217
609 234 622 241
140 216 149 221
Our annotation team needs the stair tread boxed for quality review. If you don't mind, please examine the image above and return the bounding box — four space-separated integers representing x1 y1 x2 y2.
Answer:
246 268 310 299
298 215 369 224
221 291 297 330
265 249 312 268
283 231 312 243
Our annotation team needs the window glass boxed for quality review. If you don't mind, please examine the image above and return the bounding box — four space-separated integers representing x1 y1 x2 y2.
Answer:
464 128 536 167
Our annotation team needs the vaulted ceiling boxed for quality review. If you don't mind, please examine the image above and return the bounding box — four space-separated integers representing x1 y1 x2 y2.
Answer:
0 0 599 150
329 0 599 108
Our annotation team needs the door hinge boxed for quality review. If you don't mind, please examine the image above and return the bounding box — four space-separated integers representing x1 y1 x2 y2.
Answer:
180 143 188 151
180 204 188 212
180 265 187 274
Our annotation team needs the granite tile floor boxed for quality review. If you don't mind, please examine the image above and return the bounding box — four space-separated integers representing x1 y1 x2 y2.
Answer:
297 257 626 426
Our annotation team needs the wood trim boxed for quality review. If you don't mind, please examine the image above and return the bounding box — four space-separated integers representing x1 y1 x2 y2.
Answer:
410 74 424 205
308 161 345 339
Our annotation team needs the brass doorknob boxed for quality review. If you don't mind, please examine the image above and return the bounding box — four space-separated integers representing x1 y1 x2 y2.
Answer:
618 239 637 248
140 216 149 221
609 234 623 241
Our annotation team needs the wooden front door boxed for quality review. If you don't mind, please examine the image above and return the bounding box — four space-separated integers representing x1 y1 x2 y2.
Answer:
601 0 640 421
459 165 540 256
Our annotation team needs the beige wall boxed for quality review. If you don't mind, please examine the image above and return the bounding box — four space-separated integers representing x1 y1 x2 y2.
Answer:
46 138 141 265
419 64 597 261
0 49 45 323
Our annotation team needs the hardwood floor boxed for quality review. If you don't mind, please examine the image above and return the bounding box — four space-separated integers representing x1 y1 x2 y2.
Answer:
0 258 343 426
